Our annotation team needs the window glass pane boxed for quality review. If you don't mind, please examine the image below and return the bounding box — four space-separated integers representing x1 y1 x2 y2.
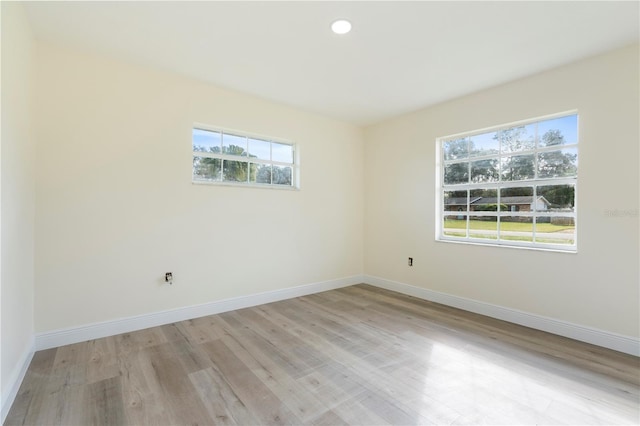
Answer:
470 132 499 157
272 165 292 185
443 215 467 237
272 142 293 163
499 216 533 243
538 115 577 146
193 129 221 153
247 138 271 160
469 188 497 211
537 148 577 179
443 138 468 160
223 160 248 182
222 133 247 156
439 114 577 250
193 157 221 181
499 124 535 152
444 162 469 185
501 154 535 181
537 184 575 213
192 127 294 188
250 163 271 184
444 190 468 214
500 187 534 212
469 216 497 240
470 188 497 198
470 158 499 183
536 216 575 245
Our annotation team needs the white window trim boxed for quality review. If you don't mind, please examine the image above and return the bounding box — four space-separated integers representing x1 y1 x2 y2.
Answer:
435 111 578 252
192 123 300 190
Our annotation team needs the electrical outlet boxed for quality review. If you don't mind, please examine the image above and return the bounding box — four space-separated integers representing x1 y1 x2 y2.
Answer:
408 257 413 266
165 272 173 284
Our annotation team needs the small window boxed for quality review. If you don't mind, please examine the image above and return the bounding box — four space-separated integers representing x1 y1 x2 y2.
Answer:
437 112 578 251
192 125 296 188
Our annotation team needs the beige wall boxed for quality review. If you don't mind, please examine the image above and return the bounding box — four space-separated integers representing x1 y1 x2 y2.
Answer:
2 14 637 406
1 1 36 407
34 43 364 332
364 44 639 338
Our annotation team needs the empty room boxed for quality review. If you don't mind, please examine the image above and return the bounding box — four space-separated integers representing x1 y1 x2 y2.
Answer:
2 1 639 425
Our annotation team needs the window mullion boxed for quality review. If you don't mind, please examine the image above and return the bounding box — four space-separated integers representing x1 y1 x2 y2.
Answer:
192 125 295 188
438 112 577 250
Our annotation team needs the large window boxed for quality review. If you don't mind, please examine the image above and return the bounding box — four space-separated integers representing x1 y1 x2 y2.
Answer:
437 112 578 251
192 125 296 188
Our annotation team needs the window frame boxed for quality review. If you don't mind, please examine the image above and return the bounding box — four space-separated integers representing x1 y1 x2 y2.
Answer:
192 123 298 190
435 111 578 252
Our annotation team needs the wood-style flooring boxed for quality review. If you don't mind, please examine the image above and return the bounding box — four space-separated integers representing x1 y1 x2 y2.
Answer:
6 284 640 425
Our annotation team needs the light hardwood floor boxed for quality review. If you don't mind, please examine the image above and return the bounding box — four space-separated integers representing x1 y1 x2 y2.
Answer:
6 284 640 425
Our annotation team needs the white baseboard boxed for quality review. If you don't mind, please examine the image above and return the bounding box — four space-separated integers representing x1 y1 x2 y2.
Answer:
24 273 639 395
1 337 35 424
35 275 363 351
7 272 638 423
364 275 640 357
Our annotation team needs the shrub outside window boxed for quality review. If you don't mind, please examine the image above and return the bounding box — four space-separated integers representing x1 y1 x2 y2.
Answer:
192 126 296 188
437 112 578 251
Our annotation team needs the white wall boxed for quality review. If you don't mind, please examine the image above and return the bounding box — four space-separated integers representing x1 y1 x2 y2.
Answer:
1 1 36 414
34 43 364 333
364 44 639 338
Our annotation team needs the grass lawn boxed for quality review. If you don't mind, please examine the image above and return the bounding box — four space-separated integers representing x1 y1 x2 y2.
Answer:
444 219 574 233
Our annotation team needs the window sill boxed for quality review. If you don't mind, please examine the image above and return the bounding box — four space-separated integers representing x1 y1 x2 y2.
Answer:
192 180 300 191
435 237 577 254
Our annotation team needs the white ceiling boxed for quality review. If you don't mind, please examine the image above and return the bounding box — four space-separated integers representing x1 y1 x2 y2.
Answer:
23 1 640 126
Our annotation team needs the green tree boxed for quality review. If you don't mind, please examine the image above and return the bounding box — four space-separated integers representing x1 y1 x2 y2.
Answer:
502 154 535 181
539 185 575 208
443 138 468 160
193 144 223 180
273 166 292 185
253 164 272 184
497 126 535 152
222 145 250 182
470 188 497 198
496 127 535 181
533 130 576 209
500 187 532 197
470 158 499 183
193 144 250 181
537 130 577 178
473 203 507 212
444 163 469 184
445 190 467 199
193 157 221 180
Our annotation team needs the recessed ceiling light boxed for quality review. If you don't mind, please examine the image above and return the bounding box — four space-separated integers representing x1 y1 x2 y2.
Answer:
331 19 352 35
